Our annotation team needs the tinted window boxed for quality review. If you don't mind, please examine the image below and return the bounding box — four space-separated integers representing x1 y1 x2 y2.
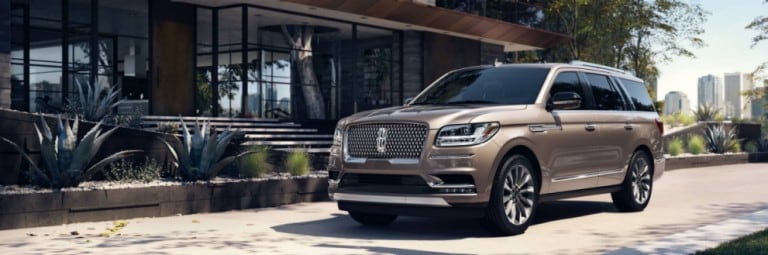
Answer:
619 78 655 112
585 73 624 110
412 67 549 105
549 72 585 109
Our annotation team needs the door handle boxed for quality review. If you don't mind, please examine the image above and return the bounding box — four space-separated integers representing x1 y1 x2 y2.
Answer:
624 124 634 130
584 124 596 132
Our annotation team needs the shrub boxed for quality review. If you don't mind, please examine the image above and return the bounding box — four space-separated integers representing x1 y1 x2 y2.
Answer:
688 135 706 155
676 113 696 126
745 141 759 153
728 140 742 153
105 157 162 183
159 118 254 181
0 114 141 188
156 122 180 134
239 146 271 178
284 149 310 176
667 137 684 156
704 124 738 154
66 79 121 122
694 104 721 122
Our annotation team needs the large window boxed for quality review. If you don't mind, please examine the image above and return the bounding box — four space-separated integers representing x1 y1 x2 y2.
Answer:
10 0 149 112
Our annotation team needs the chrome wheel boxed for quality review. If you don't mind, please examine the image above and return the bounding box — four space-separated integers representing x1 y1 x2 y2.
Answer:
631 156 652 205
503 164 535 225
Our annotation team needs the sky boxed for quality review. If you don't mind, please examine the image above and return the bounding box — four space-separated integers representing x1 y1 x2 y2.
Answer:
656 0 768 106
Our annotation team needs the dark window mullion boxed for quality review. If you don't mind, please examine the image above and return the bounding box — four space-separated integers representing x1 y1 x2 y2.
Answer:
211 9 219 116
89 0 97 87
62 0 69 103
241 5 247 117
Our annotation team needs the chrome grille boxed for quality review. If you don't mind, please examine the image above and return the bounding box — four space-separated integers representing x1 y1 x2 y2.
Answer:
346 123 428 159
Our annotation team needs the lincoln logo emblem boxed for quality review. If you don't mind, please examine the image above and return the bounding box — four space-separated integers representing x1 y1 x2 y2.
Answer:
376 128 388 153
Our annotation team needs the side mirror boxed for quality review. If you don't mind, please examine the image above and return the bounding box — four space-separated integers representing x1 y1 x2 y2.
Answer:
404 97 414 106
547 92 581 111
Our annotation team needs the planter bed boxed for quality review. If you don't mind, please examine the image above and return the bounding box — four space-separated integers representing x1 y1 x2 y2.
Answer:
0 173 329 230
665 152 768 171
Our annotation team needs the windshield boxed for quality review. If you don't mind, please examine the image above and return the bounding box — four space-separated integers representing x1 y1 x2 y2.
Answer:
411 67 550 105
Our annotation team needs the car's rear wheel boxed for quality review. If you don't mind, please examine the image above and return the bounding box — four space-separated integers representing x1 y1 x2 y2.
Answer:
484 154 539 235
348 211 398 226
612 150 653 212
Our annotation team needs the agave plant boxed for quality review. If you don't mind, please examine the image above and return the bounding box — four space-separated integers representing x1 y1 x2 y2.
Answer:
694 104 721 122
66 79 121 121
0 114 142 188
159 119 253 181
704 124 738 154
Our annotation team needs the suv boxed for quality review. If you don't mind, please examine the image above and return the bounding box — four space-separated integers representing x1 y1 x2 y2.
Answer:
327 61 664 235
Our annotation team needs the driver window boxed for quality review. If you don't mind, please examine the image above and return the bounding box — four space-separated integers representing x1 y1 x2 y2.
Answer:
549 72 585 109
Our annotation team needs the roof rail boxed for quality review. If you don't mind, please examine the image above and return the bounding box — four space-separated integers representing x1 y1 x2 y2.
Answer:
569 60 632 75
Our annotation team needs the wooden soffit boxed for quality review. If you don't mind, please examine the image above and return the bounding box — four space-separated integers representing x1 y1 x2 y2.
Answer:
281 0 571 49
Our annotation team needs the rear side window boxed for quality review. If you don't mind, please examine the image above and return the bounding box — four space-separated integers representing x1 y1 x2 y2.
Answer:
619 78 655 112
585 73 625 110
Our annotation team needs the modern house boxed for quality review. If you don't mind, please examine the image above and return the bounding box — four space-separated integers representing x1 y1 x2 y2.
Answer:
0 0 569 123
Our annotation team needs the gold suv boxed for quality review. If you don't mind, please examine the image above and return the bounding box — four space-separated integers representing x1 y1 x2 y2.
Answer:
327 61 665 235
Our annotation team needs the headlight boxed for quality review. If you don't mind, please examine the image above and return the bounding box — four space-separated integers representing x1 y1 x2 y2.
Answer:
435 122 500 147
333 126 343 146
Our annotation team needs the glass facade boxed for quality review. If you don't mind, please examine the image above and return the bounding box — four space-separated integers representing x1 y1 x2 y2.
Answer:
10 0 149 113
9 0 403 120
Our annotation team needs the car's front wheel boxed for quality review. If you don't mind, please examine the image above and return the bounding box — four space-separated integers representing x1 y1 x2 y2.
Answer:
348 211 398 226
484 154 539 235
612 150 653 212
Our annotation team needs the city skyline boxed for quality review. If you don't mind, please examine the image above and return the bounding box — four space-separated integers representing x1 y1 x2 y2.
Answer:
657 0 768 107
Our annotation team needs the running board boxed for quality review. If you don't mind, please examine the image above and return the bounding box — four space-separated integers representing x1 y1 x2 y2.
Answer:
540 185 622 202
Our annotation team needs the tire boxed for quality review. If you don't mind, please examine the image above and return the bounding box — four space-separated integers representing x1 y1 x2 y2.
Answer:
484 154 540 236
348 211 398 226
612 150 653 212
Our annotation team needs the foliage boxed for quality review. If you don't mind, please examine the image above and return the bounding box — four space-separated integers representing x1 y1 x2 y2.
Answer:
745 141 759 153
663 112 696 128
666 137 684 156
533 0 708 83
688 135 706 155
66 79 121 122
728 140 742 153
284 149 310 176
704 124 738 154
695 227 768 255
104 157 162 183
746 0 768 48
110 106 143 128
239 146 272 178
694 104 722 122
159 118 253 181
0 114 141 188
156 122 180 134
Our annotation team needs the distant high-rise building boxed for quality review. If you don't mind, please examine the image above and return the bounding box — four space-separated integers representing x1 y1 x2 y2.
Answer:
663 91 691 115
697 74 723 109
724 72 753 119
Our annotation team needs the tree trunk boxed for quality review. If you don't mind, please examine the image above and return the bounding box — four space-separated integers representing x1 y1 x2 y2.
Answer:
281 25 326 119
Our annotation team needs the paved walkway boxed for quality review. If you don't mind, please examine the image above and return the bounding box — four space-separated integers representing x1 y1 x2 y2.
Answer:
0 163 767 254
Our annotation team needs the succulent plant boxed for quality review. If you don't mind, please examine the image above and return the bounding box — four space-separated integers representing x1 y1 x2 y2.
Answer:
704 124 738 154
0 114 142 188
694 104 721 122
66 79 121 121
159 119 253 181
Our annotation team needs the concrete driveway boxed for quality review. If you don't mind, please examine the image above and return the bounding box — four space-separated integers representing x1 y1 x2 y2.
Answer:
1 163 767 255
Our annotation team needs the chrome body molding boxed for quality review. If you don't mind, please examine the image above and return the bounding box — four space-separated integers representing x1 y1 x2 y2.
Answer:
552 169 625 182
332 193 451 207
528 124 562 133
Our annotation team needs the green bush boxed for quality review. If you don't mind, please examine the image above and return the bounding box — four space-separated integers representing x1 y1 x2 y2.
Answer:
745 141 759 153
284 149 310 176
677 113 696 126
728 140 742 153
239 146 271 178
105 157 162 183
667 137 684 156
688 135 706 155
694 104 721 122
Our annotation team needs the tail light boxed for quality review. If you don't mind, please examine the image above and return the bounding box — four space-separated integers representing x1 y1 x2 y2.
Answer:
655 118 664 135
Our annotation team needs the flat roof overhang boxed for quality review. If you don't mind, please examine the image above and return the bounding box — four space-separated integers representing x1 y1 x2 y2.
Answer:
173 0 571 51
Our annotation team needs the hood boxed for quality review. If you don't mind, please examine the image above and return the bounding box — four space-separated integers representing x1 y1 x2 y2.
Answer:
341 104 527 129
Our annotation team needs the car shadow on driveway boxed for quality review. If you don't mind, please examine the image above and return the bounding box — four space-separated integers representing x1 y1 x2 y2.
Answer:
272 200 617 240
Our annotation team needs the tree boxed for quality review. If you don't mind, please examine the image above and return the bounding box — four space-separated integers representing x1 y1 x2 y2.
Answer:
280 25 326 120
746 0 768 48
742 0 768 118
527 0 708 84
